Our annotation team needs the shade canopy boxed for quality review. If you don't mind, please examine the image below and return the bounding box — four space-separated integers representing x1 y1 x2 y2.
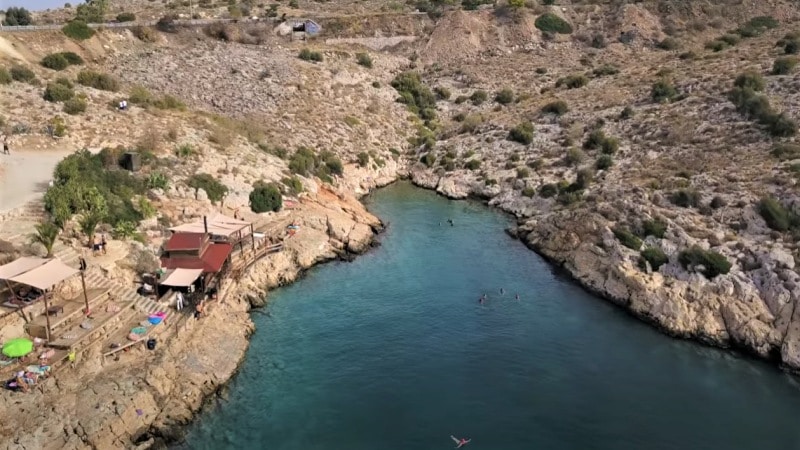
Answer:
9 259 78 290
169 214 251 237
0 257 50 281
2 338 33 358
160 268 203 287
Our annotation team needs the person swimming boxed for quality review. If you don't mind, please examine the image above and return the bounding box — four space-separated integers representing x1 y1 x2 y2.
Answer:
451 436 471 448
515 293 520 301
500 288 505 295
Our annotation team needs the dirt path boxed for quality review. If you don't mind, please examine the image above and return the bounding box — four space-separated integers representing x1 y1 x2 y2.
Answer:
0 149 71 212
0 35 25 61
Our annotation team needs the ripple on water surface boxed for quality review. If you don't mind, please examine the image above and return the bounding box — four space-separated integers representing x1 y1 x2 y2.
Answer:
180 182 800 450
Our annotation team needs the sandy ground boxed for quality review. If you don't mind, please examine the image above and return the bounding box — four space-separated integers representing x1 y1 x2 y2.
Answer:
0 149 71 212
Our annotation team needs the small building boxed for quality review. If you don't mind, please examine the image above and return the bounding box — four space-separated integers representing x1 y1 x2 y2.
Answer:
274 18 321 39
160 232 233 275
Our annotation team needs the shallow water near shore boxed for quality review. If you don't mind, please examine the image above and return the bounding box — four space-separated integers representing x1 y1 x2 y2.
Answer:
179 182 800 449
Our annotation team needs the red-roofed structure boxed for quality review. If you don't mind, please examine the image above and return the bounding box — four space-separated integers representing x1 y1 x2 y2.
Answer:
160 242 232 273
164 232 206 252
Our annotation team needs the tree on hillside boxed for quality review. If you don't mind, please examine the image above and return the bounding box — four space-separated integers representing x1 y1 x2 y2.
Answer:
30 221 59 258
75 0 107 23
4 7 32 26
249 182 283 213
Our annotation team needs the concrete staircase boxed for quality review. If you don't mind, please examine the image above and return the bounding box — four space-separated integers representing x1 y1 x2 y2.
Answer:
53 242 172 323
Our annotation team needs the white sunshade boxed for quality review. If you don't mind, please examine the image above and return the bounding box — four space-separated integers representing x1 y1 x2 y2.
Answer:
169 214 251 237
0 257 50 281
160 268 203 287
9 259 78 290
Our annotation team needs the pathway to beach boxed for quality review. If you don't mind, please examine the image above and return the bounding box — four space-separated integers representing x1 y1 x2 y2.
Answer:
0 147 71 213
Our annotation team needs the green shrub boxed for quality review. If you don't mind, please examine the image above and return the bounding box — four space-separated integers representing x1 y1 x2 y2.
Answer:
613 226 642 250
63 97 87 115
745 16 779 31
60 51 84 65
465 159 481 170
41 53 69 71
556 74 588 89
3 7 32 26
565 147 585 166
470 89 488 105
642 218 667 238
116 12 136 22
187 173 228 204
652 80 677 103
147 172 169 190
758 196 791 231
420 153 435 167
434 86 451 100
657 37 679 50
670 189 700 208
522 186 536 198
786 40 800 55
639 247 668 271
495 88 514 105
592 65 619 77
0 68 10 85
542 100 568 115
282 176 304 194
535 13 572 34
249 181 283 213
516 167 530 179
619 106 634 120
766 113 798 137
77 70 119 91
583 129 606 149
601 137 619 154
719 34 741 46
43 82 75 102
557 191 583 205
734 70 765 91
678 246 731 279
508 121 534 145
595 154 613 170
773 57 798 75
357 151 370 167
298 48 323 62
10 65 35 83
62 20 95 40
153 95 185 110
391 71 436 118
460 114 483 133
356 52 372 68
539 183 558 198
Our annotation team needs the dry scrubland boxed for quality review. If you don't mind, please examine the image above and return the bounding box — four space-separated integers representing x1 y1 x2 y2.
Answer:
2 0 800 447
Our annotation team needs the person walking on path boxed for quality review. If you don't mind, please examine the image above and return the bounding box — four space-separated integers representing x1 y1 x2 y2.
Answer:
2 136 9 155
176 291 184 311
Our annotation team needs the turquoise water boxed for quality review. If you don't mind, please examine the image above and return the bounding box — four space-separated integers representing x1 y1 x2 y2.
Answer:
180 182 800 449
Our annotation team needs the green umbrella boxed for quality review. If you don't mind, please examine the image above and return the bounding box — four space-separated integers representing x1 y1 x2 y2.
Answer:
2 338 34 358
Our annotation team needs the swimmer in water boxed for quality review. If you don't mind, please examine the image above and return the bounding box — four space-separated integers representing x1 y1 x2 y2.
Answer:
500 287 505 295
478 296 484 305
451 436 471 448
515 293 520 301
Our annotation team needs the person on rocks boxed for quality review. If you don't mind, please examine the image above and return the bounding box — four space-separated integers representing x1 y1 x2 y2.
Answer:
2 136 9 155
195 300 204 319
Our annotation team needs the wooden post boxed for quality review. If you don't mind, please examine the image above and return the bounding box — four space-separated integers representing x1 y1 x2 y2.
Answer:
4 279 18 304
80 270 89 314
43 291 52 342
250 224 255 252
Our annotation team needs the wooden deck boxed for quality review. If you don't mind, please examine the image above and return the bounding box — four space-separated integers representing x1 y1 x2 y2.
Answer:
25 288 111 339
47 298 136 350
229 242 284 280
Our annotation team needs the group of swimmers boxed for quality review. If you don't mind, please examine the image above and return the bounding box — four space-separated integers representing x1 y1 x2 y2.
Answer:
478 287 520 305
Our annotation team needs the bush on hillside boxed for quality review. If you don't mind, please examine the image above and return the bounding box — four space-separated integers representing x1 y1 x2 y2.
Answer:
592 65 619 77
465 159 481 170
642 218 667 238
356 52 372 68
3 7 32 26
541 100 568 115
495 88 514 105
63 97 87 115
132 25 158 42
62 20 95 40
508 121 534 145
595 154 613 170
584 129 606 149
187 173 228 204
282 176 303 195
657 37 679 50
0 68 11 85
116 12 136 22
75 0 107 23
10 65 35 83
357 151 370 167
678 246 731 279
758 196 791 231
298 48 323 62
43 83 75 102
556 74 588 89
470 89 488 105
41 53 69 71
670 189 700 208
639 247 668 271
77 70 119 91
249 181 283 213
651 80 677 103
766 113 798 137
772 57 798 75
535 13 572 34
734 70 765 91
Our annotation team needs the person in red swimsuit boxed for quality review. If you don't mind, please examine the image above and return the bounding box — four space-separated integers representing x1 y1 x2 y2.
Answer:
451 436 471 448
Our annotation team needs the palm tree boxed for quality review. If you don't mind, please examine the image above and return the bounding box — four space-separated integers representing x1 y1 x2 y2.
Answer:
79 213 102 248
30 221 59 258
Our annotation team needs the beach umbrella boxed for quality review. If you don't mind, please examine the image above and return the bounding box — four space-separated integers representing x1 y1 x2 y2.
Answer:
2 338 34 358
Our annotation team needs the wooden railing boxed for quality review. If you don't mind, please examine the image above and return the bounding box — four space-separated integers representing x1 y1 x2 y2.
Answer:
229 242 284 280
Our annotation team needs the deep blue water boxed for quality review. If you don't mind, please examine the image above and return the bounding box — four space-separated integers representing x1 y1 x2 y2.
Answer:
179 182 800 450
